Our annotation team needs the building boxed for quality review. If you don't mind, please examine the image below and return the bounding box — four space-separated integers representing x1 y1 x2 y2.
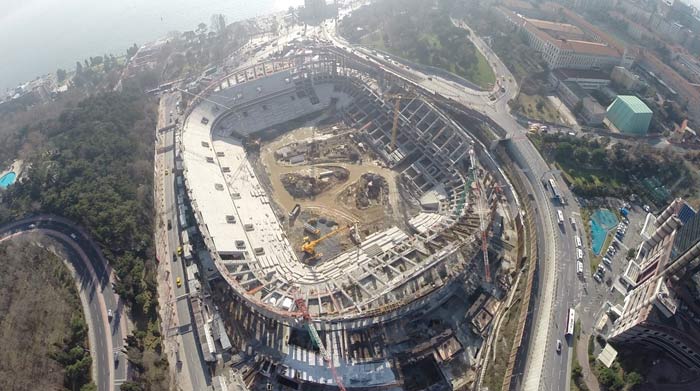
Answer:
605 95 653 135
551 68 611 90
639 49 700 122
500 8 623 70
609 199 700 370
552 78 606 125
611 66 643 91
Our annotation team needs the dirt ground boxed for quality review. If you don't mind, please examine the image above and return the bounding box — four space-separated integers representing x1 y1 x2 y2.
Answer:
0 238 84 391
252 120 415 247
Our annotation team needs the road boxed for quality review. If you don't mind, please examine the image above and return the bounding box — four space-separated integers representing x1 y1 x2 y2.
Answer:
155 92 211 390
0 216 128 391
321 16 584 391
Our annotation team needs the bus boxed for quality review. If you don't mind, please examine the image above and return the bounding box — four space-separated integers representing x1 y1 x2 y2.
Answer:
566 308 576 336
557 210 565 225
575 236 582 248
548 177 567 205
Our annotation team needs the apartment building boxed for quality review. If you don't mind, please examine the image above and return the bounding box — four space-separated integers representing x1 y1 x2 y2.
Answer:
609 199 700 370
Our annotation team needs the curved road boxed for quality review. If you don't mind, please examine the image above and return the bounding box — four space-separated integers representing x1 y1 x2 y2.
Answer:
0 215 128 391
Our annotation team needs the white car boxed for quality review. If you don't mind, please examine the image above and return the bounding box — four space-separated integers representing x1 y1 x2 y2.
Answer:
108 309 113 320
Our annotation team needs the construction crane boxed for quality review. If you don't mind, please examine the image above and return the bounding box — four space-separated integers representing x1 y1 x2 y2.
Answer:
300 225 351 260
470 148 492 284
293 290 347 391
382 91 458 151
382 93 417 151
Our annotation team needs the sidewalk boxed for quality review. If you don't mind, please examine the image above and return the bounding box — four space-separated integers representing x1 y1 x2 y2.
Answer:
575 332 601 391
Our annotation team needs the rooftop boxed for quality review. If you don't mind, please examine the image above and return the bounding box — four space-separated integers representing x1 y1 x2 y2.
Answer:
613 95 653 114
524 17 584 35
554 68 611 81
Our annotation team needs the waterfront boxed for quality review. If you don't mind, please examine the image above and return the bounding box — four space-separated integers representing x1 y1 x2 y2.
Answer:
0 0 303 92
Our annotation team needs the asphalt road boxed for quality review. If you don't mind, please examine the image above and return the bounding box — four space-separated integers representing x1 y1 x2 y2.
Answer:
0 216 128 391
157 94 211 391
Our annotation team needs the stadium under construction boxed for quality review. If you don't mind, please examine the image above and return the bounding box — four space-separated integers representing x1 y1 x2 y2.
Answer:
177 46 517 389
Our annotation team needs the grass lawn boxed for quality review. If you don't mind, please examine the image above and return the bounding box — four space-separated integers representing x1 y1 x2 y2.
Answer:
516 93 563 123
472 48 496 88
360 28 495 89
557 161 625 196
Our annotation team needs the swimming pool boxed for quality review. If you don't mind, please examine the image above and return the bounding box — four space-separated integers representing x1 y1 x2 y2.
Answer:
590 208 618 255
0 171 17 189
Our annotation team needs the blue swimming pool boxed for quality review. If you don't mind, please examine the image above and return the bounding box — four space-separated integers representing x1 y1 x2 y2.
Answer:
590 208 618 255
0 171 17 189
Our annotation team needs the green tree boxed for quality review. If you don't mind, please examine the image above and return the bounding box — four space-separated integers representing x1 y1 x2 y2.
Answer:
626 371 643 387
574 147 590 164
120 382 144 391
80 382 98 391
590 149 606 166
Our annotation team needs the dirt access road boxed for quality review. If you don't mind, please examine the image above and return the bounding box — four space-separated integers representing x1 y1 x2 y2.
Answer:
259 126 404 231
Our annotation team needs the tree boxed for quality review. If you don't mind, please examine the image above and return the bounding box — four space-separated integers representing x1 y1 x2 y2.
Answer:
56 69 67 82
590 149 606 166
75 62 83 75
196 22 208 36
574 147 590 164
626 371 643 387
126 43 139 59
80 383 97 391
182 30 196 42
119 382 143 391
211 14 227 35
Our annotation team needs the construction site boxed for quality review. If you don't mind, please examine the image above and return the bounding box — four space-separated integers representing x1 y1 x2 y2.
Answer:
178 46 520 390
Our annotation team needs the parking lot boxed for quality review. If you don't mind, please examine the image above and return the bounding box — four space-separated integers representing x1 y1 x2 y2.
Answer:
577 203 648 330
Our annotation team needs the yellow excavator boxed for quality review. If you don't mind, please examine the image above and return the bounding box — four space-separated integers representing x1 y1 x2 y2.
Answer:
300 225 351 260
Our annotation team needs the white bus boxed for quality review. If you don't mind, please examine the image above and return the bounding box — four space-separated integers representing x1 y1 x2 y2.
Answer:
575 236 582 248
557 210 565 225
566 308 576 336
548 177 566 204
577 248 583 260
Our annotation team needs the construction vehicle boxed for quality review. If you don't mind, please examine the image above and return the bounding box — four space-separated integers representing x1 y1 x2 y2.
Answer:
303 222 320 235
293 289 347 391
300 225 350 260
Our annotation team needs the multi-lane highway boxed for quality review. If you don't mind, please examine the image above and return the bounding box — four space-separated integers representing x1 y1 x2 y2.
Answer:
155 93 211 391
321 16 584 391
0 216 128 391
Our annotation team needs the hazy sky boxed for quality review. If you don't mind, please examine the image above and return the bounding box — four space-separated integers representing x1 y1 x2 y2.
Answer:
0 0 303 91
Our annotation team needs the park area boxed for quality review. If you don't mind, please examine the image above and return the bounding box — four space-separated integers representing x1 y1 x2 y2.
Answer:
339 0 495 89
0 239 92 391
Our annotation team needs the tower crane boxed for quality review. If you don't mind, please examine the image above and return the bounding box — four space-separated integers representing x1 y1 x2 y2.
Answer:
293 290 347 391
382 91 460 151
382 92 417 151
470 148 492 283
300 225 351 260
